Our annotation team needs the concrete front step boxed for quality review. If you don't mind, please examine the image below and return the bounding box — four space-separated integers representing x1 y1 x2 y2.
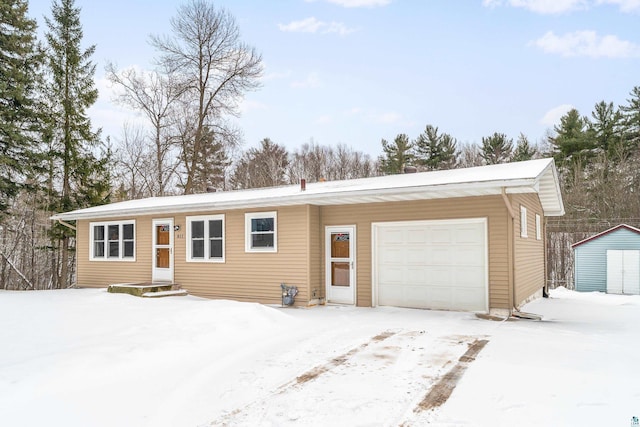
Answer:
107 282 186 297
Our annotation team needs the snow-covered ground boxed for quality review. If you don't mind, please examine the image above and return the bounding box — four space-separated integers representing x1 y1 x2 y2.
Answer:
1 288 638 426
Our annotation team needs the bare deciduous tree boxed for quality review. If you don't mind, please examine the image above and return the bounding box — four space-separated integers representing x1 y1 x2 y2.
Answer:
106 64 185 196
151 0 263 194
230 138 288 189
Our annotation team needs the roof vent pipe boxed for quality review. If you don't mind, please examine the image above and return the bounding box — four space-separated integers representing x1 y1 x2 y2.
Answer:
300 179 306 191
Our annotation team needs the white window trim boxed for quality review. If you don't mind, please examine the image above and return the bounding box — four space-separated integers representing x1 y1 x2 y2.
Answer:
186 214 225 263
245 211 278 253
520 206 528 238
89 220 136 261
535 214 542 240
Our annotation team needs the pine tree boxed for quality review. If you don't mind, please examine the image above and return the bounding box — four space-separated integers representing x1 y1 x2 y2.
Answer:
549 108 593 167
44 0 111 287
620 86 640 152
414 125 458 170
0 0 41 215
379 134 414 174
512 133 537 162
588 101 623 159
480 132 513 165
192 126 230 192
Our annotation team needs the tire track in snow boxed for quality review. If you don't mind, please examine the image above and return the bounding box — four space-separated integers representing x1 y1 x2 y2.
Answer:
289 330 397 388
211 331 484 427
212 330 397 425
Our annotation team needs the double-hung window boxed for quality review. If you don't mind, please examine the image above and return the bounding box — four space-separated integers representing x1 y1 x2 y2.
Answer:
90 221 135 261
187 215 225 262
245 211 277 252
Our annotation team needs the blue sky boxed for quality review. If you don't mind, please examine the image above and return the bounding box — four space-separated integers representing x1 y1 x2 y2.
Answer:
27 0 640 156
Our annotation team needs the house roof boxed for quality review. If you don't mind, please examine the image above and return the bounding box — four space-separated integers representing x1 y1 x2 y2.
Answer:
51 158 565 221
571 224 640 249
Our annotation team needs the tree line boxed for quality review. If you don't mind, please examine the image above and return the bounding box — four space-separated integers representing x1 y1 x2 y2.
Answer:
2 0 639 290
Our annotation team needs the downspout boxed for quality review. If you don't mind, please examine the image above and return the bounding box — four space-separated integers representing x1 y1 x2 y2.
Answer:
501 188 517 315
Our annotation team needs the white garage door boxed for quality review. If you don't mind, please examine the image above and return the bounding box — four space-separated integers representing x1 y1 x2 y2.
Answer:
374 218 488 312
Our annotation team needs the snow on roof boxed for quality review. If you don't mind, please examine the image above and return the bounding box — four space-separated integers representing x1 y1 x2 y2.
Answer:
571 223 640 249
51 158 564 221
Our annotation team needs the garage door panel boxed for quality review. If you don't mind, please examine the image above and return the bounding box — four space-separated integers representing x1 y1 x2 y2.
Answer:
375 219 487 312
380 228 405 245
453 288 486 311
455 226 483 244
455 267 485 287
379 266 405 284
431 228 453 244
379 246 405 264
425 287 454 310
408 229 428 244
429 247 452 264
454 246 484 265
407 247 428 265
429 267 453 285
406 267 427 285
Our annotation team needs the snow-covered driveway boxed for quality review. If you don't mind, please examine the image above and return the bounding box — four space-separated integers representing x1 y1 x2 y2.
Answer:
1 288 639 426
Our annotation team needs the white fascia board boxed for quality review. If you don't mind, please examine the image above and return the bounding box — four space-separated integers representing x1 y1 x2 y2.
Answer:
51 178 540 221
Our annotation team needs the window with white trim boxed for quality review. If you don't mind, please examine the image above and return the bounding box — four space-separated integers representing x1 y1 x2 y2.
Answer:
245 211 277 252
90 221 135 261
520 206 528 238
186 215 224 262
536 214 542 240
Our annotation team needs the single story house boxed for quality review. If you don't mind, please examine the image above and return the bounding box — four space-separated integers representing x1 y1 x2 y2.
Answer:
52 158 564 314
572 224 640 295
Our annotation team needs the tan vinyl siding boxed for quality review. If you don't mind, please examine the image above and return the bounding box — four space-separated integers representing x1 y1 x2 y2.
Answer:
172 205 309 305
76 216 152 287
319 195 511 309
77 207 311 306
512 193 545 306
307 205 322 301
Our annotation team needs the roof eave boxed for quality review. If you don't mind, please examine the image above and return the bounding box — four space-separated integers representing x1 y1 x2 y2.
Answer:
51 177 543 221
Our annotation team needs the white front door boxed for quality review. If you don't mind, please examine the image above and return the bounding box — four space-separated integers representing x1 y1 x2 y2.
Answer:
325 226 356 304
152 219 174 282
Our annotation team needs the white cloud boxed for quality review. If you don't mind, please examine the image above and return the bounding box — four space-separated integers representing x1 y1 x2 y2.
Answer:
484 0 640 13
314 115 333 124
540 104 575 126
306 0 391 7
278 17 356 36
291 72 321 89
532 30 640 58
482 0 587 13
596 0 640 12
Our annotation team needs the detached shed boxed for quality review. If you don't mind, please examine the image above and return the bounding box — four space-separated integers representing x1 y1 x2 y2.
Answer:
572 224 640 295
